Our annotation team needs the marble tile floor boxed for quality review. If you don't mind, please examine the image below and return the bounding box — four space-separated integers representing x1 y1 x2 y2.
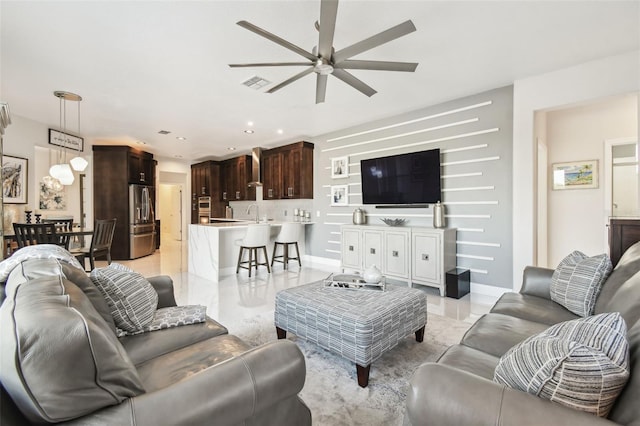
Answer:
114 238 498 332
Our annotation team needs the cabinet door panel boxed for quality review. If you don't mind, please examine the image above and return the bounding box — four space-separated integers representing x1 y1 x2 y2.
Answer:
342 229 361 270
363 230 383 269
412 233 439 283
385 231 409 278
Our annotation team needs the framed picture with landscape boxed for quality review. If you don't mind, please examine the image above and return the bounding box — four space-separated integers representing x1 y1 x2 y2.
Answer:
552 160 598 190
2 155 28 204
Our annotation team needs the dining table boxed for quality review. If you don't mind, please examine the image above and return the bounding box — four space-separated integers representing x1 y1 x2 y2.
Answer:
3 225 93 257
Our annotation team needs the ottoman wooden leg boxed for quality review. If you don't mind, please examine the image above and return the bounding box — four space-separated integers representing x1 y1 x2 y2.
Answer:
276 326 287 339
415 325 425 342
356 364 371 388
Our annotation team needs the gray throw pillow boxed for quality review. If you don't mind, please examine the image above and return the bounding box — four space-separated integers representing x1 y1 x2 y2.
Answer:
90 263 158 333
116 305 207 337
494 312 630 417
550 251 612 316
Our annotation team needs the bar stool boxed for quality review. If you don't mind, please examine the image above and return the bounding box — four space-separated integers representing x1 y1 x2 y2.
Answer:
236 224 271 277
271 222 302 270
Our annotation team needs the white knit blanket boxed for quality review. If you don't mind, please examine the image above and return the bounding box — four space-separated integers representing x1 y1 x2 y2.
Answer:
0 244 84 282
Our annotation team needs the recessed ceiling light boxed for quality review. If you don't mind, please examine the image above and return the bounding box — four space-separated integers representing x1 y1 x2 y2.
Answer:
174 154 183 158
137 140 147 145
227 147 236 151
158 130 171 135
176 136 187 141
244 129 254 134
277 129 284 134
247 121 254 127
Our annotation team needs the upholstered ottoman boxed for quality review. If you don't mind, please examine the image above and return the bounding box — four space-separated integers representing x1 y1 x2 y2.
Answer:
275 281 427 387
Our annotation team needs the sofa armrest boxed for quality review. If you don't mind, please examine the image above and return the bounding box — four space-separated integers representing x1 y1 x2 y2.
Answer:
71 340 309 426
406 363 617 426
520 266 555 299
145 275 177 308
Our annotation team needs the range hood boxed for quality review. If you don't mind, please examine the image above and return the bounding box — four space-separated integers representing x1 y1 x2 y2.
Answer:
247 147 263 187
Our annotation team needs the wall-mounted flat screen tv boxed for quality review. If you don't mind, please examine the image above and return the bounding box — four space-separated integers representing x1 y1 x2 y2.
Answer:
360 149 441 205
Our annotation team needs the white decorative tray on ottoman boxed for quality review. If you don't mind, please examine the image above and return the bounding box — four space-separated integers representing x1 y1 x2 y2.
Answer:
322 273 386 291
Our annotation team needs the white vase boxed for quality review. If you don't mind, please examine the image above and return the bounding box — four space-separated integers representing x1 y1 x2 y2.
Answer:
363 264 382 284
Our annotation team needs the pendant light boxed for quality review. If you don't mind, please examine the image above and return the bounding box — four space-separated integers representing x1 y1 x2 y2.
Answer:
49 91 84 185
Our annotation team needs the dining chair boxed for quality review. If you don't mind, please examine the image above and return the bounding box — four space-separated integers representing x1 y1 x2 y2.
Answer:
12 223 69 249
73 218 117 271
42 218 74 249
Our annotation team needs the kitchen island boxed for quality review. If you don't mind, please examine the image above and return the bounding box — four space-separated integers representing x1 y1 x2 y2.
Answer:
188 220 312 281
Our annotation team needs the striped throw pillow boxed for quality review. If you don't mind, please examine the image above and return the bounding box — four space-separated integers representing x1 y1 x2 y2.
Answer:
494 312 630 417
116 305 207 337
90 264 158 333
550 251 612 316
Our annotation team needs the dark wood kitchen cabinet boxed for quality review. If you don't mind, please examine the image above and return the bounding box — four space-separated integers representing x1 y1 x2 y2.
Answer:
191 161 225 223
93 145 155 260
221 155 255 201
262 141 313 199
128 150 155 185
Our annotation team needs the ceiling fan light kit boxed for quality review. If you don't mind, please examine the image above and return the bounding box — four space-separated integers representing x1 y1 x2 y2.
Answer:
229 0 418 104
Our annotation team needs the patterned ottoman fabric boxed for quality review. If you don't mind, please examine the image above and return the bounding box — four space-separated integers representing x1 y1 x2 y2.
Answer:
275 282 427 367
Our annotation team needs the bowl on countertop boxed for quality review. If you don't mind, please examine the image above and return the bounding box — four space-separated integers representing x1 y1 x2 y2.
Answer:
380 218 407 227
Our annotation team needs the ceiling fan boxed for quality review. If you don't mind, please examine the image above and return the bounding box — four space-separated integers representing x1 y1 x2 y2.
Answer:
229 0 418 104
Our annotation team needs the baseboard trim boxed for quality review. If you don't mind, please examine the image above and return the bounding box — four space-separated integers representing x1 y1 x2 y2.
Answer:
471 282 510 298
302 255 341 269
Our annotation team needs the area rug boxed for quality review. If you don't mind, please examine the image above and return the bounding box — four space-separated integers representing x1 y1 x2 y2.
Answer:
229 310 473 426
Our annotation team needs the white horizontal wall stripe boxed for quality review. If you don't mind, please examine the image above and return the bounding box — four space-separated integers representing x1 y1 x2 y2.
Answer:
442 186 495 192
449 214 491 219
328 240 340 245
442 156 500 166
325 100 493 143
470 269 489 275
330 231 341 235
442 172 483 179
349 128 500 158
457 253 495 261
325 249 341 254
322 118 479 153
457 241 501 247
457 228 485 232
324 222 348 226
441 144 488 154
444 201 498 205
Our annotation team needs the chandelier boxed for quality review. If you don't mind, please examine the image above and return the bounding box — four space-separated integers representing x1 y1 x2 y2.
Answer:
48 90 88 186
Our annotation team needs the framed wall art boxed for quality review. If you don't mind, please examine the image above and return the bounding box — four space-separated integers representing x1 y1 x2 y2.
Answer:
330 185 349 206
331 156 349 179
2 155 28 204
49 128 84 152
552 160 598 190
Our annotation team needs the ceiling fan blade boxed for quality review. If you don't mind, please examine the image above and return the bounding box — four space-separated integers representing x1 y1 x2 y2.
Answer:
237 21 317 61
335 59 418 72
316 74 328 104
318 0 339 59
333 20 417 63
266 67 315 93
229 62 313 68
332 69 377 97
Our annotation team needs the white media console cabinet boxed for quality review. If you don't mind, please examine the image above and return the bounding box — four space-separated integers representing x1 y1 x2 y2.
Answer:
341 225 456 296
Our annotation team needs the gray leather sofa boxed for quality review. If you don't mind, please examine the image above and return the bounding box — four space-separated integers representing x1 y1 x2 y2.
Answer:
406 241 640 426
0 256 311 425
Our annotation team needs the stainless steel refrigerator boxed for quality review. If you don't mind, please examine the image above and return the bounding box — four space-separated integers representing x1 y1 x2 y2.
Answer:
129 184 156 259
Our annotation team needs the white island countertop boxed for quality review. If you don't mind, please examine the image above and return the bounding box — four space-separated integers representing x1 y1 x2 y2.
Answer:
188 220 313 280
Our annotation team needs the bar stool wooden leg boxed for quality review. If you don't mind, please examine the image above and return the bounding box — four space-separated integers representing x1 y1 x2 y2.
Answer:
236 247 244 273
263 246 271 273
294 242 301 266
271 243 278 267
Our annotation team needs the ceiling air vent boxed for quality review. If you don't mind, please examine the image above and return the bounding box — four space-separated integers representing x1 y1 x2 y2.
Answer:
158 130 171 135
242 76 271 90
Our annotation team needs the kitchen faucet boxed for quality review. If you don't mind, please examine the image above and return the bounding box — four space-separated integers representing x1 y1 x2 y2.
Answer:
247 204 259 223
